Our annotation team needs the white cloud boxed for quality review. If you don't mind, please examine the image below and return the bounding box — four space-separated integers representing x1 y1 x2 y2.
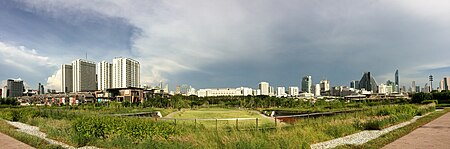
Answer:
46 68 61 92
0 42 52 73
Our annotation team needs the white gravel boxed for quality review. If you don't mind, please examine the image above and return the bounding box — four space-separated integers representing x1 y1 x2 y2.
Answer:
6 121 100 149
310 113 431 149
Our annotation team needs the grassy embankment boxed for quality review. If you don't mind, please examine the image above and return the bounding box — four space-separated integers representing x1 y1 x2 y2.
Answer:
0 103 436 148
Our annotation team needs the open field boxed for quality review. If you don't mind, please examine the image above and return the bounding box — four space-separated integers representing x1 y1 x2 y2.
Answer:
165 108 276 129
0 101 438 148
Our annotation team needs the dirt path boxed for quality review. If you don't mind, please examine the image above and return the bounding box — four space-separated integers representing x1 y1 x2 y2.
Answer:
383 112 450 149
0 132 34 149
164 109 184 118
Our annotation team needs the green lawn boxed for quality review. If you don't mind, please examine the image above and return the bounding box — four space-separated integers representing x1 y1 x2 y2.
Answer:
165 108 276 129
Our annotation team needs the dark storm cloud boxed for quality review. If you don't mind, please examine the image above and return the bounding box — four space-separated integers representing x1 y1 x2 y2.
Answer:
1 0 450 90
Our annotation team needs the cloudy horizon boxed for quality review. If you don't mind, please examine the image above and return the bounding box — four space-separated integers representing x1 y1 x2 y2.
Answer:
1 0 450 91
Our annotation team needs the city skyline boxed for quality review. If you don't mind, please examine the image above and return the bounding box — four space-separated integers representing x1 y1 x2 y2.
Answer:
1 1 450 90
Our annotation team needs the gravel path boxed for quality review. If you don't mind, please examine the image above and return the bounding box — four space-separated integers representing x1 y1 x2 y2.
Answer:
6 121 99 149
310 113 431 149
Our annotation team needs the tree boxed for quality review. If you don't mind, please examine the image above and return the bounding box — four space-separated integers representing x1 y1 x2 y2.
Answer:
411 92 432 103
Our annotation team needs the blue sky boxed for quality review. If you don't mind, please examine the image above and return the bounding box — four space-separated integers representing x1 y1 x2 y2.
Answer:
1 0 450 91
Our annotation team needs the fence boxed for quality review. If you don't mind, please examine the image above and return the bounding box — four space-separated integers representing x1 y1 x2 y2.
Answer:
155 117 281 131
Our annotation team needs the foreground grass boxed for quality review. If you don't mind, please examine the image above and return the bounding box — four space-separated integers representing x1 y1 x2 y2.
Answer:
0 120 63 149
336 108 449 149
0 104 435 149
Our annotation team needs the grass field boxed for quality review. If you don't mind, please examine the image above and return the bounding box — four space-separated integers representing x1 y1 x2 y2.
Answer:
165 108 276 129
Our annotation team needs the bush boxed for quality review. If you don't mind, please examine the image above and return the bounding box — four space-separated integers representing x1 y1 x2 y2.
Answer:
73 116 177 145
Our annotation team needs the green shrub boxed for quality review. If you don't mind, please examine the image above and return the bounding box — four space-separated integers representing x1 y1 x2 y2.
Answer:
73 116 177 145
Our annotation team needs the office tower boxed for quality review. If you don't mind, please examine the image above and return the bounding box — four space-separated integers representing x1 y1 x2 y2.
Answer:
97 61 113 91
164 84 169 93
320 80 330 92
416 86 421 93
276 87 286 97
6 79 24 97
439 77 449 91
350 80 360 89
302 76 312 93
112 57 140 88
259 82 269 95
269 86 275 96
72 59 96 92
412 81 416 93
61 64 73 93
359 72 378 93
1 86 6 98
288 86 299 96
395 70 399 92
315 84 321 97
38 83 44 95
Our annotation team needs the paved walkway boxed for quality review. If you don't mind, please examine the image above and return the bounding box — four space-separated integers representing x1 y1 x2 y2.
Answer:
0 132 34 149
383 112 450 149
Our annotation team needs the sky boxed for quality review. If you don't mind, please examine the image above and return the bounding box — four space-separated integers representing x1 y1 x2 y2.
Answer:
1 0 450 91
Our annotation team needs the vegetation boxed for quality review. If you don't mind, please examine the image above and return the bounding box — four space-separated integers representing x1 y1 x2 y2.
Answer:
0 120 62 149
411 91 450 104
0 101 436 148
0 97 19 106
336 108 449 149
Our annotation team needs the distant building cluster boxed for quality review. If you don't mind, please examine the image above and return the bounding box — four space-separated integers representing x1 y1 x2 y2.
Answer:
61 57 140 93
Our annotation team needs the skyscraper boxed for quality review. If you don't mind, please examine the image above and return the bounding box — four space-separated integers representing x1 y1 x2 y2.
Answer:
38 83 44 95
395 70 399 92
359 72 378 93
259 82 269 96
72 59 96 92
440 77 449 91
315 84 321 97
350 80 360 89
112 57 140 88
302 76 312 93
97 61 113 91
320 80 330 92
288 86 299 96
6 79 23 97
412 81 416 93
61 64 73 93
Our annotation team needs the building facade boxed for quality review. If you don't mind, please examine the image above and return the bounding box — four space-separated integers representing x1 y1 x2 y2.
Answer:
97 61 113 91
61 64 73 93
112 57 140 88
6 79 24 97
359 72 378 93
276 87 286 97
259 82 269 96
72 59 96 92
302 76 312 93
288 86 299 96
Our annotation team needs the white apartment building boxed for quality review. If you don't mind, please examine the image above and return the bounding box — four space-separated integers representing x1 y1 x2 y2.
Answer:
320 80 330 92
259 82 269 96
288 86 299 96
61 64 73 93
276 87 286 97
97 61 112 91
236 87 253 96
112 57 140 88
72 59 96 92
315 84 321 97
378 84 393 94
197 87 254 97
